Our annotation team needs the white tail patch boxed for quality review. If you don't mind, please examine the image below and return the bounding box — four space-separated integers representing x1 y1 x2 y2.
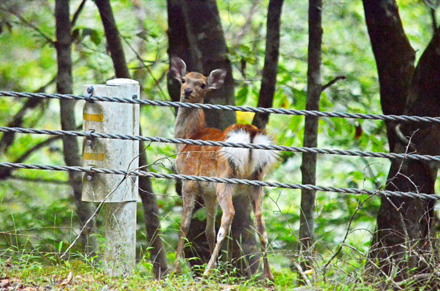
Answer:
221 130 250 173
252 134 278 171
220 130 278 176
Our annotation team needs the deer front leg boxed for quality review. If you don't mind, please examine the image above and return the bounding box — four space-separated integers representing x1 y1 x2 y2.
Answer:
174 181 197 273
252 186 274 282
203 183 235 277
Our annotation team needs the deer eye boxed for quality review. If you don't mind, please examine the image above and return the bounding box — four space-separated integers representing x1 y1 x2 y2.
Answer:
200 83 206 89
181 78 186 83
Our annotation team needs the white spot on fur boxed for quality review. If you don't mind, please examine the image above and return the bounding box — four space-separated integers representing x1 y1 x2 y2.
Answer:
217 228 226 241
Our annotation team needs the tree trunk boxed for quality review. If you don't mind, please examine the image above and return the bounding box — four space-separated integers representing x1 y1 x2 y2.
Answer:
252 0 284 130
364 0 440 282
176 0 260 276
55 0 97 255
298 0 322 265
95 0 168 279
181 0 236 128
166 0 194 104
139 131 169 279
362 0 415 153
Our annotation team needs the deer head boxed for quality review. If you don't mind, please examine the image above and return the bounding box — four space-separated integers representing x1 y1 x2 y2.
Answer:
170 57 227 103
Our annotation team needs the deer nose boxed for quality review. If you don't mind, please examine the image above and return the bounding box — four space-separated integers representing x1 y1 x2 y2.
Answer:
184 88 193 97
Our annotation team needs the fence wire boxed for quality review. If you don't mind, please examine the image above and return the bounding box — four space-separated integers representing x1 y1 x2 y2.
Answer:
0 162 438 201
1 90 440 201
2 90 440 122
1 126 440 162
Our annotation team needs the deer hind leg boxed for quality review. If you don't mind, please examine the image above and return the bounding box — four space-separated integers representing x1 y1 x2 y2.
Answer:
174 181 197 273
203 193 218 255
251 185 274 282
203 183 235 277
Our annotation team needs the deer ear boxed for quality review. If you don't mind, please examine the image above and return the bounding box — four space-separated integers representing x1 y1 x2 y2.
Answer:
207 69 227 90
170 57 187 80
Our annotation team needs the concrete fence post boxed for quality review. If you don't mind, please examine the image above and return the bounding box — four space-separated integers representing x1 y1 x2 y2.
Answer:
82 78 140 277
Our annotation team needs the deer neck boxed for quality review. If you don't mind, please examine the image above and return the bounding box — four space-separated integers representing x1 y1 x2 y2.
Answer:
174 108 207 141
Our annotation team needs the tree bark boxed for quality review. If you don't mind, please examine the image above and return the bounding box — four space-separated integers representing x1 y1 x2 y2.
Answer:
364 0 440 282
252 0 284 130
95 0 168 278
181 0 236 129
363 0 415 153
298 0 322 264
166 0 194 104
95 0 130 79
176 0 260 276
55 0 97 255
139 131 169 279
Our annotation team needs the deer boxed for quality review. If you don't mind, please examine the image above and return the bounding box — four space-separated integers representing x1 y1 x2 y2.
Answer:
170 57 277 281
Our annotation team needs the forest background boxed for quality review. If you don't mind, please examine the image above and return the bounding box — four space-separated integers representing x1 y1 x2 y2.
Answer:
0 0 439 289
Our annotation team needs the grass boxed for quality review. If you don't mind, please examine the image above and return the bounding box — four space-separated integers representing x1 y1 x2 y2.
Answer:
0 250 385 291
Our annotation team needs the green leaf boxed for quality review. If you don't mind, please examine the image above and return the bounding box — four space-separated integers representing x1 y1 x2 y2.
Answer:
90 30 102 46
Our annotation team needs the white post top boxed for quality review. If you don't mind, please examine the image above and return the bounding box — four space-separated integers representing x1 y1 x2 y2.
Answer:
106 78 139 86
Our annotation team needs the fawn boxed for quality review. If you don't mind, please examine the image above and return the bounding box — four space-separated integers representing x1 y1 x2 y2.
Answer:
170 57 277 281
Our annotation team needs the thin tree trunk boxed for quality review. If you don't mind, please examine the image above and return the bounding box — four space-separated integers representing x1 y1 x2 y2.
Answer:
139 131 169 278
95 0 168 278
298 0 322 265
252 0 284 130
55 0 97 255
167 0 194 104
95 0 130 79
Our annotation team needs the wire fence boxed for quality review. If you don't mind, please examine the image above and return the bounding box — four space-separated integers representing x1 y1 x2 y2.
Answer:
0 162 438 200
1 90 439 201
2 126 440 162
2 90 440 123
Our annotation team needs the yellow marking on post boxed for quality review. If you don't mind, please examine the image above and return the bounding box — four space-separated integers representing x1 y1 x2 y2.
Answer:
83 153 105 161
83 113 104 122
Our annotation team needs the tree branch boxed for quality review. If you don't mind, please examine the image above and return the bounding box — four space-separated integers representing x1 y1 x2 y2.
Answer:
14 136 61 164
321 75 346 92
431 8 438 35
120 35 167 99
71 0 87 28
0 7 55 45
0 135 61 180
0 76 56 154
9 175 68 185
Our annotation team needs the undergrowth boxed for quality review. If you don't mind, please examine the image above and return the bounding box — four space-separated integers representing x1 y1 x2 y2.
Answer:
0 249 386 291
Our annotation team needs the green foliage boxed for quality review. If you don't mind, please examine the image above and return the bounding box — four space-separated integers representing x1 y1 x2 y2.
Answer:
0 0 438 288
